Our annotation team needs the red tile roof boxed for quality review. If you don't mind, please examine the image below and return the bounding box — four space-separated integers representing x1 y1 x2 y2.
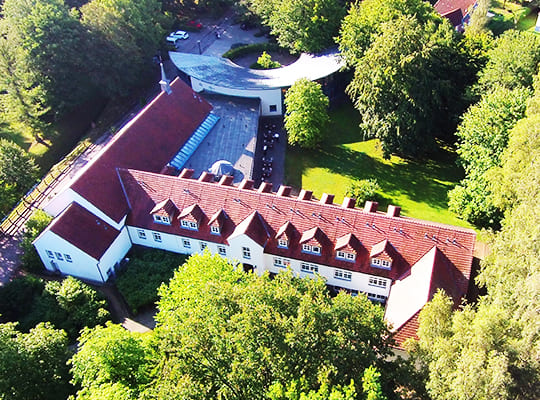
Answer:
69 78 212 223
434 0 476 26
48 203 121 260
118 168 476 286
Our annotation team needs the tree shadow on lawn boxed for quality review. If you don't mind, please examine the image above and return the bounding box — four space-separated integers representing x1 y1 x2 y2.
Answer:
287 142 464 213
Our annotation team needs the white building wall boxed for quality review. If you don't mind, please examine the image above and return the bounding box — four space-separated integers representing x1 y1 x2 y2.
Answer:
43 189 126 230
99 227 132 279
34 231 105 282
227 234 265 271
191 78 282 116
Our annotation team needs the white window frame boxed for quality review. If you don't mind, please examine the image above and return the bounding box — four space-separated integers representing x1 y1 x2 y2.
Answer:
153 214 171 225
277 238 288 248
336 251 356 262
55 252 64 261
182 239 191 249
64 254 72 263
217 246 226 256
334 269 352 281
200 242 207 251
368 277 387 288
371 258 391 270
46 250 54 258
273 257 290 268
302 243 321 255
181 220 198 230
301 263 318 274
242 247 251 259
152 232 162 242
137 230 146 239
210 225 221 235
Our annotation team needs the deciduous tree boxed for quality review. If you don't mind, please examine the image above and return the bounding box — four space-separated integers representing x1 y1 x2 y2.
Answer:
284 78 329 148
0 139 39 191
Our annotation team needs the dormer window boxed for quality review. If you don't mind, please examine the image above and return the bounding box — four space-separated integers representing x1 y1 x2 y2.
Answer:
181 220 198 230
153 214 171 225
302 244 321 255
210 225 221 235
278 239 288 248
371 258 391 269
337 251 356 262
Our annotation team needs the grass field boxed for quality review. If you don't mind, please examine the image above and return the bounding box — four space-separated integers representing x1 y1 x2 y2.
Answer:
284 104 474 229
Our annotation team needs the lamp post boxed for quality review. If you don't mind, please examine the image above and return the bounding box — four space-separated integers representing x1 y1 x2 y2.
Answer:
197 40 202 55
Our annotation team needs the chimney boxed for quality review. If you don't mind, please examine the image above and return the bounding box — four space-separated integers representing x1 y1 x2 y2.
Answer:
198 172 214 182
364 201 378 213
159 63 172 95
276 185 292 197
238 179 254 190
258 182 273 193
218 175 234 186
342 197 356 209
319 193 334 205
387 205 401 217
297 189 313 201
179 169 194 179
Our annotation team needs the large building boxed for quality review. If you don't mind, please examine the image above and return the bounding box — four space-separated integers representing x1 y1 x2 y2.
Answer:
34 78 476 345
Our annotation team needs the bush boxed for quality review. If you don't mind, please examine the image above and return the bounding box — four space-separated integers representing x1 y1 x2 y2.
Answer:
345 179 382 205
250 51 281 69
0 275 44 323
20 210 52 273
116 248 187 314
222 42 281 59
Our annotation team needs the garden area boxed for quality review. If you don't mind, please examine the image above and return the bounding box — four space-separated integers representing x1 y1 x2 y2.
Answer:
285 102 474 229
488 0 537 34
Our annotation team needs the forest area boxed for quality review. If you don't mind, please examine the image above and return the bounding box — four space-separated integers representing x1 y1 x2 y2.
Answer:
0 0 538 399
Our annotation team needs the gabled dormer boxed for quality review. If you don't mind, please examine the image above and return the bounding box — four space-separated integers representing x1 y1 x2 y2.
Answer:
275 221 297 249
208 209 228 235
370 239 396 270
335 233 361 262
150 199 178 225
300 227 326 255
178 204 204 231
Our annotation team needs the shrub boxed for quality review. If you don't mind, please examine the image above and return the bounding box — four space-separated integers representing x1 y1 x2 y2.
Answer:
0 275 44 323
250 51 281 69
222 42 281 60
20 210 52 273
116 248 187 314
345 179 382 205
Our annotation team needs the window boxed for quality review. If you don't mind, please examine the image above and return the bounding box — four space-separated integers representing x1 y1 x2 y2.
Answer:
242 247 251 259
371 258 391 269
218 246 226 256
181 220 198 230
367 292 387 302
334 270 352 281
182 239 191 249
210 225 220 235
55 252 64 261
64 254 72 263
200 242 207 251
301 263 318 274
46 250 54 258
368 277 387 288
269 104 277 112
152 232 162 242
153 215 170 225
137 230 146 239
277 239 288 248
336 251 356 262
302 244 321 255
274 257 290 268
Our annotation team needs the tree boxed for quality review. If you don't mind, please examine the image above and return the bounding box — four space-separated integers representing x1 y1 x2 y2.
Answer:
249 0 345 53
465 0 491 36
362 366 387 400
0 322 73 400
284 78 329 148
70 322 151 400
448 87 530 227
20 210 52 272
345 16 464 158
149 252 395 399
476 30 540 93
0 139 39 191
80 0 164 97
345 179 382 205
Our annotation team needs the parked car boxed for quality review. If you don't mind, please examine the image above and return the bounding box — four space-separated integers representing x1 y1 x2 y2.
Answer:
166 30 189 43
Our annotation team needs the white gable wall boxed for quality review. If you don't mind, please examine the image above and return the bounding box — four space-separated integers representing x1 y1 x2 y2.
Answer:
227 234 265 271
98 227 132 280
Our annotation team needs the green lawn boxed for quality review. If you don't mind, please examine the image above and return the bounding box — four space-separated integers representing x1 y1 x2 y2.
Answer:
284 104 474 229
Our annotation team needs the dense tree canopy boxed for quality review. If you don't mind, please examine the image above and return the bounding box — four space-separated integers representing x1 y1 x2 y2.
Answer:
0 139 38 192
248 0 345 53
284 78 329 148
0 322 73 400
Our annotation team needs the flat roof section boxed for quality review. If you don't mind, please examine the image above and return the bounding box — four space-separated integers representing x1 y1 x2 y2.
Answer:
169 49 344 90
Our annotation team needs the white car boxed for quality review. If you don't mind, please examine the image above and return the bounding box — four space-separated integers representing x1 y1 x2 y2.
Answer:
166 30 189 43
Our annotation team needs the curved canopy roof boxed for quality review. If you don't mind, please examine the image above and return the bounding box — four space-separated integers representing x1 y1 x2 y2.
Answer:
169 49 344 90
